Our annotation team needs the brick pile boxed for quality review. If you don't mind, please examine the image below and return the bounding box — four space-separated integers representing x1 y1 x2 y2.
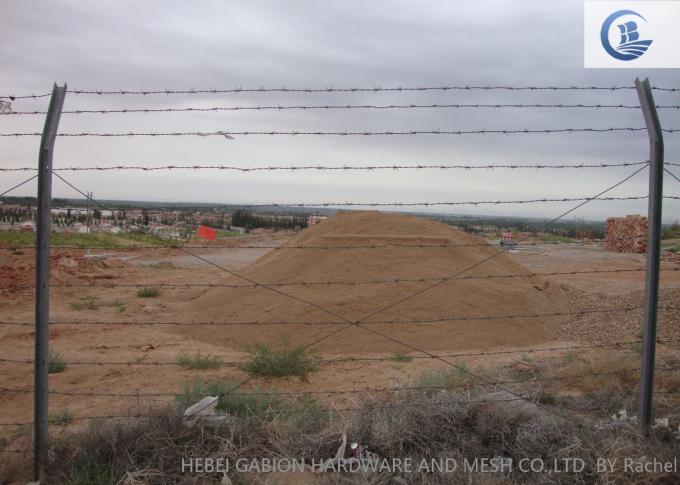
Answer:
605 214 648 253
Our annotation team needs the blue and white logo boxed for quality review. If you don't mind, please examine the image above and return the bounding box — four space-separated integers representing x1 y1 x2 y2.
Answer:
600 9 653 60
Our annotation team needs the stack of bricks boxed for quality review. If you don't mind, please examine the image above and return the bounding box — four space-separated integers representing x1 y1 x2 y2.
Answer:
605 214 648 253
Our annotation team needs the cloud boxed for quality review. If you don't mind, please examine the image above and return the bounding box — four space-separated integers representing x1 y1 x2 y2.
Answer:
1 0 679 221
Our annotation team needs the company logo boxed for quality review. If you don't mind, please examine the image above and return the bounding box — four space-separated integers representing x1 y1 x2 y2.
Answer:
600 10 653 60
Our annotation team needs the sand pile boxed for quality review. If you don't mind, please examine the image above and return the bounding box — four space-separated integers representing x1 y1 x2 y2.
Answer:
172 211 568 354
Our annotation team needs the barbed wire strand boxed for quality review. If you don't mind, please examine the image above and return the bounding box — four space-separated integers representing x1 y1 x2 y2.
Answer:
5 266 676 292
5 103 680 116
2 128 680 137
3 338 680 368
3 84 679 99
0 397 548 427
0 161 657 172
3 365 678 399
2 196 667 211
0 233 654 252
0 304 662 327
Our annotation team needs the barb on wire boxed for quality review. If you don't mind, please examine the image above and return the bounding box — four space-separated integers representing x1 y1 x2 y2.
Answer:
6 103 680 116
0 161 655 172
2 128 680 137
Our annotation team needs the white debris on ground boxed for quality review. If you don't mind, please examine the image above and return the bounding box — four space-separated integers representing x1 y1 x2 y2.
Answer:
599 409 679 439
182 396 228 428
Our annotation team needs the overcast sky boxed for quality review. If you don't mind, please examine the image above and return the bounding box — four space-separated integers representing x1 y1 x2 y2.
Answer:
1 0 679 221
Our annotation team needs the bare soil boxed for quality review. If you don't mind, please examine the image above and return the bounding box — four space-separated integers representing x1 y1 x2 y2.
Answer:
1 211 679 448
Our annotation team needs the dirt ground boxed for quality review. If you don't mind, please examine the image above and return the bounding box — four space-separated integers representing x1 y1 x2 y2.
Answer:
1 212 680 456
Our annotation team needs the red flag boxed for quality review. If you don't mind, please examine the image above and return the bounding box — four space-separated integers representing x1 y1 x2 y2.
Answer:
197 225 217 240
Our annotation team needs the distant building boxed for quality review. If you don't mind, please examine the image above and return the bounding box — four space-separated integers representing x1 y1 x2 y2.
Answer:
100 223 121 234
73 223 90 234
605 214 647 253
307 214 327 226
19 221 34 232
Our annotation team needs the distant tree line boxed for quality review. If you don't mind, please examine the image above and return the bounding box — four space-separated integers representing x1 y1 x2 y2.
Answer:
231 210 307 230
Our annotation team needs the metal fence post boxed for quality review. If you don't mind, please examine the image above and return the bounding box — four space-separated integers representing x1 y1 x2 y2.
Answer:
34 83 67 481
635 77 664 433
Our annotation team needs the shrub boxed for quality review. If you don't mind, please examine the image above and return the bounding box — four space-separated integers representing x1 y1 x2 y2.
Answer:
241 340 317 377
70 296 99 310
48 350 66 374
175 378 285 417
48 408 73 425
111 299 126 313
136 287 160 298
38 389 680 484
68 453 111 485
626 330 644 354
145 262 175 269
176 351 222 370
415 363 484 394
391 353 413 363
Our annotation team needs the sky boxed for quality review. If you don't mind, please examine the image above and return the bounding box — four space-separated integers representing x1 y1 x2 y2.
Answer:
1 0 679 221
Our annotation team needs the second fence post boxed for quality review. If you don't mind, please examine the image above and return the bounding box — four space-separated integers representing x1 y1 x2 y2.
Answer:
635 77 664 433
34 82 67 481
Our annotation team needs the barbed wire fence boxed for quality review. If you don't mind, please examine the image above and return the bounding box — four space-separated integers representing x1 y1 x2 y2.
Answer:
0 80 679 476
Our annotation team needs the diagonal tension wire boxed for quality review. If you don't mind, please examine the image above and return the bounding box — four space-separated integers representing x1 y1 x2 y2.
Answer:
353 164 650 324
664 167 680 185
328 163 651 420
49 173 361 396
178 247 359 396
7 165 656 419
52 176 263 399
0 174 38 198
